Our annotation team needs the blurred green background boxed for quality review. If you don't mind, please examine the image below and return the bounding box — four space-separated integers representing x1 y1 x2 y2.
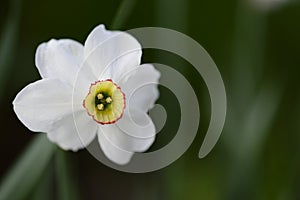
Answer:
1 0 300 199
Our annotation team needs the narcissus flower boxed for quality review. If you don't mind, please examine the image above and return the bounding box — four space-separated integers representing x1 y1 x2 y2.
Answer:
13 24 160 165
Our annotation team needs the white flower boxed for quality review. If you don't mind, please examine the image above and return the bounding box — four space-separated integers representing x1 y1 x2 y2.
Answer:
13 24 160 165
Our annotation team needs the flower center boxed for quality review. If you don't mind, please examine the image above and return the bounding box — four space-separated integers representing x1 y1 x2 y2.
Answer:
83 79 126 124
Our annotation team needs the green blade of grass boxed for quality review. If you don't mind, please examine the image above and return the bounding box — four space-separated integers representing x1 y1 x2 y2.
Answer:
153 0 191 199
0 135 55 200
55 150 79 200
0 0 22 100
32 164 54 200
223 1 282 199
111 0 138 30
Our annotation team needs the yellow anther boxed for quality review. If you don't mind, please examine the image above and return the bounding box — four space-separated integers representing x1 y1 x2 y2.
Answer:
97 93 104 100
97 104 104 111
106 97 113 103
83 80 126 124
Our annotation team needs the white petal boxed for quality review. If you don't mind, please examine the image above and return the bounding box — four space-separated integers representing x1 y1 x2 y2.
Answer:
84 24 142 80
116 108 157 139
72 61 98 104
100 123 155 152
120 64 160 112
47 110 97 151
35 39 84 86
97 128 133 165
13 79 75 132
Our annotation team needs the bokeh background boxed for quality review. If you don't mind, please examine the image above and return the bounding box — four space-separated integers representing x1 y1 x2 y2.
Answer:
1 0 300 199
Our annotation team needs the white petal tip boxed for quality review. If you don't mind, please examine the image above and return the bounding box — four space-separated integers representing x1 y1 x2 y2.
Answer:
47 133 84 152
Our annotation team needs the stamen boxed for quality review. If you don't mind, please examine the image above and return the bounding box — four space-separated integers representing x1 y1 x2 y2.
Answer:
97 104 104 111
106 97 112 104
97 93 104 100
83 79 126 125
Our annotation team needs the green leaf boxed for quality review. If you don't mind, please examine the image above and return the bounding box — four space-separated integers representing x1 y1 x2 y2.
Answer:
31 164 54 200
55 150 79 200
111 0 138 30
0 135 55 200
0 0 22 99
